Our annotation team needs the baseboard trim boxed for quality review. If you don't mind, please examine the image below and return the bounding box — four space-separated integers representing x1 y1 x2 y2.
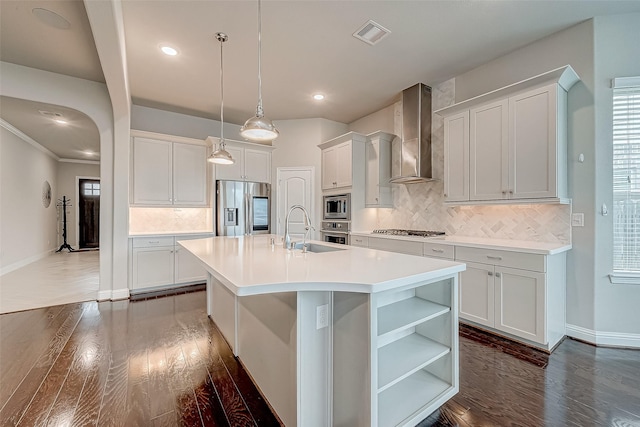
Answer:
97 290 112 301
1 249 54 276
111 288 130 301
566 324 640 348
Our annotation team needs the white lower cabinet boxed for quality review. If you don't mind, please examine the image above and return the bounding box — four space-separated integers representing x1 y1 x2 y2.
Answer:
374 278 458 426
130 235 210 291
456 246 564 350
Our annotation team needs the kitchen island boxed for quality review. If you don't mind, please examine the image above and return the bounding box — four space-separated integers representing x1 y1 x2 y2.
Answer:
179 235 466 427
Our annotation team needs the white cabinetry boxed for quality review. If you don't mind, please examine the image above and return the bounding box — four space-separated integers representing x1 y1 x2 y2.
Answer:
366 131 394 207
319 132 366 191
455 246 564 349
368 236 423 256
130 235 210 292
436 65 579 205
443 112 469 202
132 135 207 206
351 235 369 247
208 138 273 183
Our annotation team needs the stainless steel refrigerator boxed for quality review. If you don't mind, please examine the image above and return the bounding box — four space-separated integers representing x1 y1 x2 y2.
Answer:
216 180 271 236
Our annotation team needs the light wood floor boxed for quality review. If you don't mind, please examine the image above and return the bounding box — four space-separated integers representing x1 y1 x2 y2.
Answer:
0 251 99 314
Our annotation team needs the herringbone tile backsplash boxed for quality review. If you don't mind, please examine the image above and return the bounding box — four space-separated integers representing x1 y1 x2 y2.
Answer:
376 78 571 244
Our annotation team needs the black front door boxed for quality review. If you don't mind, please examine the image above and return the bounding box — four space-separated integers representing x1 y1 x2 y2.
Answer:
79 179 100 249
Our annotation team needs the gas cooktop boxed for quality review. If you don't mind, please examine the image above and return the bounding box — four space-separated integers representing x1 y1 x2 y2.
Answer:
372 229 445 238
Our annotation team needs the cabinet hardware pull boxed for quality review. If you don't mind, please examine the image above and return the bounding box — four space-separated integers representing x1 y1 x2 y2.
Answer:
444 193 448 197
149 241 160 244
501 191 506 195
432 249 444 253
509 190 513 194
495 272 501 278
487 255 503 260
488 271 493 276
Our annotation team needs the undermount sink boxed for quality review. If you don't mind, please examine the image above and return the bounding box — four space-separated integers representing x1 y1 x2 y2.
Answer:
293 242 345 253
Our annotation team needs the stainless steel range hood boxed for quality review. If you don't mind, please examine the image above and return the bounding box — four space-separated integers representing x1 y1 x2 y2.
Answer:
389 83 433 183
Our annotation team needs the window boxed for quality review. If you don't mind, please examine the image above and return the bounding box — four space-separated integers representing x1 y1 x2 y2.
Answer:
83 182 100 196
613 77 640 273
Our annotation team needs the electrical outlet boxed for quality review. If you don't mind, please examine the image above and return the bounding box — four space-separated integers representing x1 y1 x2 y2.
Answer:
316 304 328 329
571 213 584 227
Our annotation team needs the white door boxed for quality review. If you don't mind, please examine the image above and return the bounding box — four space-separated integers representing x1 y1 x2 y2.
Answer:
244 149 271 183
215 146 244 181
444 111 470 202
321 147 337 190
459 261 495 327
173 143 207 205
132 137 173 205
277 167 314 242
335 142 353 188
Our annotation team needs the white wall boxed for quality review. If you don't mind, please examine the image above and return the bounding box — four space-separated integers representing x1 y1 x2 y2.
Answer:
271 118 348 234
453 20 599 333
593 13 640 337
56 162 100 248
0 126 58 274
349 103 396 135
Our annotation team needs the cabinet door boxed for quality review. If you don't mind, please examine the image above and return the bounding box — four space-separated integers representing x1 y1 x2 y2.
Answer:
495 266 546 344
321 146 337 190
444 111 470 202
244 149 271 183
335 142 353 188
365 139 380 205
173 143 207 205
215 146 244 181
132 247 174 289
174 246 207 283
132 138 173 205
509 84 557 199
469 100 509 201
459 261 495 327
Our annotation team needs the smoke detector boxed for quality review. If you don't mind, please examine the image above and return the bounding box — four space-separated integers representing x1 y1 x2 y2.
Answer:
353 20 391 46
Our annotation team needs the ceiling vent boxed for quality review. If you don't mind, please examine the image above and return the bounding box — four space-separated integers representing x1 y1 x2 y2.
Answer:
353 20 391 46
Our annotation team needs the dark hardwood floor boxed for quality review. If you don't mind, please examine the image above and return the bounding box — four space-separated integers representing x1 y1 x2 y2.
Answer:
1 290 639 426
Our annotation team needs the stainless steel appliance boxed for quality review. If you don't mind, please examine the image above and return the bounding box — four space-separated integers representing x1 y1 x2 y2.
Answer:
372 229 445 237
321 221 350 245
323 193 350 220
216 180 271 236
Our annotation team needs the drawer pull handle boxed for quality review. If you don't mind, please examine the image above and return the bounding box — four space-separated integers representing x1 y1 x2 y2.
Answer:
431 249 444 253
488 271 493 276
495 272 501 278
149 241 160 244
487 255 503 260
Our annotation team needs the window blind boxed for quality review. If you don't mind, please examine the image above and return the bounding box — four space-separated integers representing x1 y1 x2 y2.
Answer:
613 79 640 272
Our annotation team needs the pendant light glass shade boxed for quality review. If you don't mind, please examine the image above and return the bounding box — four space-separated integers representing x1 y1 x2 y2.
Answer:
241 0 278 142
208 32 235 165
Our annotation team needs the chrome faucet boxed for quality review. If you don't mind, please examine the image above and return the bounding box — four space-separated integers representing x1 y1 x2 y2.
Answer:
283 205 313 250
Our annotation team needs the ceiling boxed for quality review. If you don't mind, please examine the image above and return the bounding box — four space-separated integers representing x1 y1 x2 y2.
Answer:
2 1 640 160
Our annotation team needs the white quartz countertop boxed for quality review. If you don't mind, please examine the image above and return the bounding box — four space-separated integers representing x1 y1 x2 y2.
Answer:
129 230 214 238
178 235 465 296
352 232 571 255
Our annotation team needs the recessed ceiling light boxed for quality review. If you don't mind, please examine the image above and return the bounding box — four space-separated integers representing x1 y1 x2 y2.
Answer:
353 20 391 46
313 94 325 101
160 45 178 56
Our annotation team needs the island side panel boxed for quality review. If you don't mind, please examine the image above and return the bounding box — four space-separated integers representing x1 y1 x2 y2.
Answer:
237 292 297 426
208 273 238 354
333 292 372 427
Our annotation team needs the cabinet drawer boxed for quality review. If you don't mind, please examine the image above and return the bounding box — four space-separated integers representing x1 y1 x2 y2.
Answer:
455 246 545 272
368 237 423 256
351 235 369 247
132 236 175 248
423 242 454 260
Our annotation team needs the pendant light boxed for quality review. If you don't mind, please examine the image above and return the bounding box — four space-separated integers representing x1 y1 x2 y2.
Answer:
240 0 279 142
208 32 235 165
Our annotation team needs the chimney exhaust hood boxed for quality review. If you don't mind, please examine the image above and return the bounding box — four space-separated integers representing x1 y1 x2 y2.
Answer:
389 83 434 184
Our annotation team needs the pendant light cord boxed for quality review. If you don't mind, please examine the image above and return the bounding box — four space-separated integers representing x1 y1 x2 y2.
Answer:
220 34 225 147
256 0 264 117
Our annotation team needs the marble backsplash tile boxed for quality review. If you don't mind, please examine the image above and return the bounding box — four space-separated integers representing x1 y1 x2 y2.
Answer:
129 207 213 234
374 78 571 244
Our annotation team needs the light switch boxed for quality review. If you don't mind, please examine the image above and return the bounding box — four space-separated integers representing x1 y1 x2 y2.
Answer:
572 213 584 227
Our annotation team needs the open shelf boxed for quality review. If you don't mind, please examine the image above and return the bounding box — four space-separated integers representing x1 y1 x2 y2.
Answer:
378 370 452 427
378 334 450 393
377 297 449 339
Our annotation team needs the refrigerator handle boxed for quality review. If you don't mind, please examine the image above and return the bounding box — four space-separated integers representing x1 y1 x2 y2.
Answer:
246 193 252 235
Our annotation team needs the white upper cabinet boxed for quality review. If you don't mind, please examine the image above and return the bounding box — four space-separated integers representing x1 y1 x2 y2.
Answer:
318 132 366 191
365 131 394 207
132 135 207 206
209 138 272 183
443 111 469 202
436 65 579 205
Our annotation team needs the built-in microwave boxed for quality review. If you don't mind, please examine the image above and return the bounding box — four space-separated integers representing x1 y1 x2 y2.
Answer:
323 194 350 220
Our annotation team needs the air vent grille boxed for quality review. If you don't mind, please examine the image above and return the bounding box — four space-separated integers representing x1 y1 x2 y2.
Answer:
353 20 391 46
